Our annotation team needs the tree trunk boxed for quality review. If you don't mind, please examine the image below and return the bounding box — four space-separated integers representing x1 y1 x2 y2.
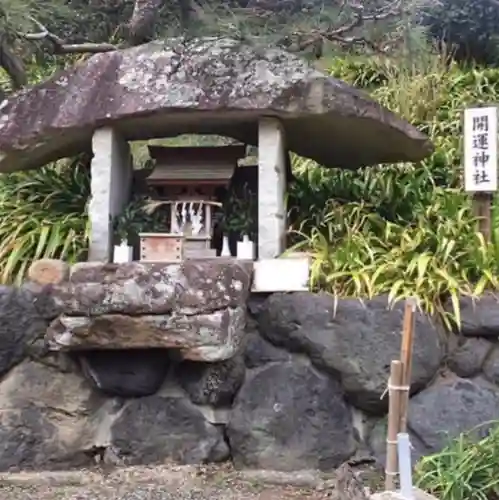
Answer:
127 0 164 45
0 35 27 92
179 0 195 30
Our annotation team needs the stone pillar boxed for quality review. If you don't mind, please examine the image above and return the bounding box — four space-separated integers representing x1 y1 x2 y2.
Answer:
88 127 133 261
257 118 287 259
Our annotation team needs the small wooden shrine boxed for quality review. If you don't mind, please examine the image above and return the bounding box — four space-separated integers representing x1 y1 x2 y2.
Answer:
139 144 246 261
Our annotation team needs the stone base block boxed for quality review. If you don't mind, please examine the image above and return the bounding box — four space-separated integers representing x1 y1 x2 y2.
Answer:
47 308 246 362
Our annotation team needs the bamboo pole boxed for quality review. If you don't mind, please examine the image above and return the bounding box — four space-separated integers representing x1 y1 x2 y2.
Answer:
472 193 492 242
399 298 417 433
385 360 404 491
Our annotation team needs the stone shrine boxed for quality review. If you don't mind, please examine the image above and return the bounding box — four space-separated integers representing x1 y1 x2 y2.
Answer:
0 37 440 474
0 37 431 292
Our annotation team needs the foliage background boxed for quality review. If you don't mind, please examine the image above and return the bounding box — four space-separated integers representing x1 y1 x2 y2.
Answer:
289 55 499 327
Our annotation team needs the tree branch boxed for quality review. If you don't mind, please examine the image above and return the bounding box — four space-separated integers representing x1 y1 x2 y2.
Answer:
279 0 404 54
19 17 119 54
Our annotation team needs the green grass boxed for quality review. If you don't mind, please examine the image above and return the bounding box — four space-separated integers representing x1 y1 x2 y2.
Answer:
416 423 499 500
287 51 499 328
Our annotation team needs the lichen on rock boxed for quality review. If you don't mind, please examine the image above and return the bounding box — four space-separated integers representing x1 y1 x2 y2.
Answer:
46 260 252 362
0 37 432 173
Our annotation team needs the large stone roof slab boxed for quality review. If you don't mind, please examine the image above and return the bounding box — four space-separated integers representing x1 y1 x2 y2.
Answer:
0 37 432 172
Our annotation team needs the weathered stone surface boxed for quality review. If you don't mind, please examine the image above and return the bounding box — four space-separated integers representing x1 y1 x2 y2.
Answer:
0 286 52 377
245 299 294 369
0 38 431 174
0 360 104 471
330 463 369 500
451 294 499 337
47 307 246 361
52 260 252 316
21 282 62 320
448 338 493 378
407 376 499 453
258 118 287 259
371 488 438 500
27 339 79 374
109 395 229 465
227 360 356 471
247 294 270 317
89 128 132 262
28 259 70 286
367 417 429 467
78 349 170 397
244 329 292 368
174 356 245 406
482 346 499 384
257 293 443 414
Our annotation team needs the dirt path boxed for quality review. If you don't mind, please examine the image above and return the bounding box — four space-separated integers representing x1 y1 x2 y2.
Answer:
0 464 339 500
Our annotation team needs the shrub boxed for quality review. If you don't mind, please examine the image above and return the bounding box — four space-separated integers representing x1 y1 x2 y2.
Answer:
420 0 499 66
288 52 499 326
0 155 90 284
415 422 499 500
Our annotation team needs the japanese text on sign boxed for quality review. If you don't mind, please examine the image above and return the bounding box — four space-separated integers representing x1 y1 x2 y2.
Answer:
464 106 498 192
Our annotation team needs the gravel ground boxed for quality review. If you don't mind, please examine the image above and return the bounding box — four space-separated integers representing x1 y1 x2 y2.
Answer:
0 464 339 500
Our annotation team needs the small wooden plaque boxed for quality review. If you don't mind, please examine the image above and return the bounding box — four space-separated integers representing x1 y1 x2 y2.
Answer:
139 233 184 262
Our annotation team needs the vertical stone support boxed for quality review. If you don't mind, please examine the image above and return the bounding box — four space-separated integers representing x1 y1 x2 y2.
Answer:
88 127 132 262
257 118 287 259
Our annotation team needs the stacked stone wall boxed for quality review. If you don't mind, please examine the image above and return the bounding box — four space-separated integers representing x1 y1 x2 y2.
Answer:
0 264 497 472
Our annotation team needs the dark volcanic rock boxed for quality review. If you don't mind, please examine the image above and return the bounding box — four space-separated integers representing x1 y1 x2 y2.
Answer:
175 356 245 406
0 405 61 471
0 360 103 471
110 395 229 465
408 376 499 453
227 360 355 471
78 349 170 398
0 286 52 376
367 418 428 466
244 330 292 368
482 347 499 384
448 338 493 378
0 38 431 173
257 292 443 414
371 376 499 464
451 294 499 337
21 282 62 320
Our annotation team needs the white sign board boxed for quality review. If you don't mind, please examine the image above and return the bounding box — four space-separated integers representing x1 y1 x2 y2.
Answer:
252 257 310 292
464 106 498 192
